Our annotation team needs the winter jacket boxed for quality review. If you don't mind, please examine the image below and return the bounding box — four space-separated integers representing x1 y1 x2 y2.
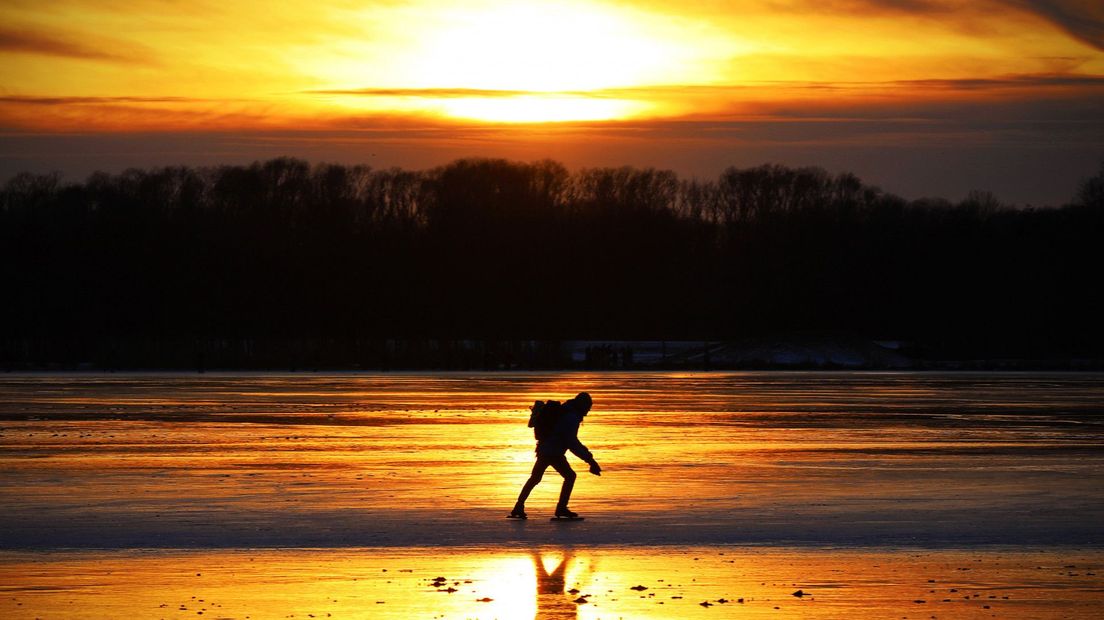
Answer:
536 400 594 462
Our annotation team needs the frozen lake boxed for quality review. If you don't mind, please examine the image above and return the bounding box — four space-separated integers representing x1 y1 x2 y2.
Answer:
2 372 1103 619
1 371 1102 548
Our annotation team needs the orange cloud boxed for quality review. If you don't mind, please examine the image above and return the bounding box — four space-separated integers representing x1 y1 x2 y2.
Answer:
1003 1 1104 50
0 27 148 63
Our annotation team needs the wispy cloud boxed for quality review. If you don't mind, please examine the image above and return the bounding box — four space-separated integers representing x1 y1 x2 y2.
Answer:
0 95 273 132
0 96 207 105
790 1 1101 51
306 88 535 98
811 0 953 15
753 73 1104 91
827 1 1103 50
892 73 1104 88
1010 1 1104 51
0 27 149 63
305 73 1104 100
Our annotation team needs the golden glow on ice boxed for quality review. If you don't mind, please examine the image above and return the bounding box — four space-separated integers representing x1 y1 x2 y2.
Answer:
3 548 1103 619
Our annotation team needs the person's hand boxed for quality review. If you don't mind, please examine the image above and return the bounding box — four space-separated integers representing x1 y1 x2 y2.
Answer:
589 461 602 476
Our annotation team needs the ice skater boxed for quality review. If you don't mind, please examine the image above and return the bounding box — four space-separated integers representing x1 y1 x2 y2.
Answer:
510 392 601 520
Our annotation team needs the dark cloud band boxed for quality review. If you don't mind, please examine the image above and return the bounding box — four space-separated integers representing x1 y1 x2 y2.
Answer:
0 28 145 63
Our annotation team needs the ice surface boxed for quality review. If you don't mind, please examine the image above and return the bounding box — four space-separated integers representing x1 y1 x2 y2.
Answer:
1 371 1102 549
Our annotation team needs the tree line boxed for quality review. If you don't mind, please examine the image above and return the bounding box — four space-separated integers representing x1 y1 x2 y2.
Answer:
2 157 1102 368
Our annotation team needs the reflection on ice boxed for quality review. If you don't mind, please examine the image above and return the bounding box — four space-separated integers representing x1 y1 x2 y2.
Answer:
534 550 582 619
1 546 1102 619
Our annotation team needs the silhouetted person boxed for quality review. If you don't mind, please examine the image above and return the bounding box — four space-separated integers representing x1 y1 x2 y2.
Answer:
510 392 601 519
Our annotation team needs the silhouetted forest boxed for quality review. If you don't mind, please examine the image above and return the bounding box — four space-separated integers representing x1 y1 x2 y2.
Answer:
2 158 1102 369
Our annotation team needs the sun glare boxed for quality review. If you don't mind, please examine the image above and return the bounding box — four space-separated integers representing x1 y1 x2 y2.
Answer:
407 1 680 92
313 0 733 123
405 1 678 122
436 94 647 123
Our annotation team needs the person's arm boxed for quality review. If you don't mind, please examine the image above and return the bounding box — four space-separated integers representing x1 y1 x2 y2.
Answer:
569 442 601 475
567 438 592 463
566 416 601 475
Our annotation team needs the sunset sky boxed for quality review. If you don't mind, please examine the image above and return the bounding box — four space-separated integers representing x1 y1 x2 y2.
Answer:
2 0 1102 204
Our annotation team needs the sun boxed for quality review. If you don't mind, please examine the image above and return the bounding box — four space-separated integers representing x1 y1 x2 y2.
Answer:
402 1 671 122
406 1 679 93
310 0 733 123
403 0 687 122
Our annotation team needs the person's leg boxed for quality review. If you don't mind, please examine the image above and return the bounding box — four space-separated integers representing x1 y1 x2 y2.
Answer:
515 455 551 508
547 454 577 511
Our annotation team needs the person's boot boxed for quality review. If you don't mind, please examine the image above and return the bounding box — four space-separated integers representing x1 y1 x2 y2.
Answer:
554 505 579 519
508 505 527 519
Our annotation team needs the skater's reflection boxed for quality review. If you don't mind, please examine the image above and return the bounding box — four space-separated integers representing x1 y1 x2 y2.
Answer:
532 551 579 620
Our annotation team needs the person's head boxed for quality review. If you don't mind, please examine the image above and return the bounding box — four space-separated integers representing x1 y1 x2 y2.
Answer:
574 392 592 415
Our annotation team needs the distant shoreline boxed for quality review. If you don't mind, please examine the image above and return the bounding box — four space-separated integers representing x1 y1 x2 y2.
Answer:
5 336 1104 372
6 159 1103 373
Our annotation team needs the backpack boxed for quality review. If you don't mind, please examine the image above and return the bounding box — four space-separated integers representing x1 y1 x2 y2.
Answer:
527 400 563 441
